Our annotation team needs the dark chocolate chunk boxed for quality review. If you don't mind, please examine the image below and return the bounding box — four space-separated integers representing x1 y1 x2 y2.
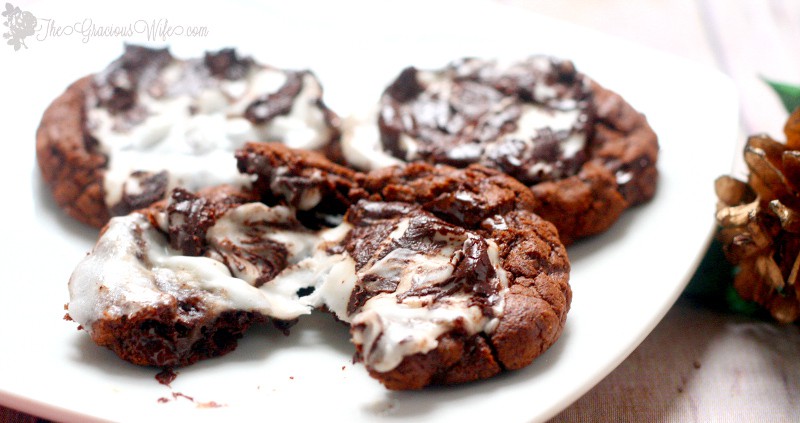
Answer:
204 48 254 80
109 170 170 218
244 72 303 125
214 235 289 288
92 45 173 114
385 67 423 103
165 188 216 256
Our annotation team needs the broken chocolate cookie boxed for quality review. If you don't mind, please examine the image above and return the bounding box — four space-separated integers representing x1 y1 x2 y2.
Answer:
67 144 570 390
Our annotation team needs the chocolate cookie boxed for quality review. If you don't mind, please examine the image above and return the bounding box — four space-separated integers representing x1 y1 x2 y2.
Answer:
236 142 571 389
67 143 570 390
37 44 341 228
236 142 539 228
341 56 659 244
66 185 287 368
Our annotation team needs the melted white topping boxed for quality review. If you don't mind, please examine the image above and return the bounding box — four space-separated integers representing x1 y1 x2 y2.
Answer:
345 221 508 372
341 57 589 177
508 105 582 141
68 203 510 373
340 111 404 171
67 213 304 327
269 167 325 210
90 62 334 208
263 73 332 150
206 203 319 283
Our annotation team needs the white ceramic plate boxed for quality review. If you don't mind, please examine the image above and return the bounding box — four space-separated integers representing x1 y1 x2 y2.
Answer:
0 1 738 422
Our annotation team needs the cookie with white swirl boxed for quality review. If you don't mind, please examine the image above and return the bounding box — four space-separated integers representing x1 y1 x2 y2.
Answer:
37 44 341 228
341 56 658 244
235 142 571 389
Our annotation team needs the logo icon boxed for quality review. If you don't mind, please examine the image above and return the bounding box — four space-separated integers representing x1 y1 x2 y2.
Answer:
2 2 36 51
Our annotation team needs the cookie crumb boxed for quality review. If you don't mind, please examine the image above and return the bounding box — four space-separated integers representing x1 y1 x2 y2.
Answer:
155 368 178 386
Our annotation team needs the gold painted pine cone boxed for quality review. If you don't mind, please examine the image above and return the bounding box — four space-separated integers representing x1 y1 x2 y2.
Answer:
715 108 800 323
